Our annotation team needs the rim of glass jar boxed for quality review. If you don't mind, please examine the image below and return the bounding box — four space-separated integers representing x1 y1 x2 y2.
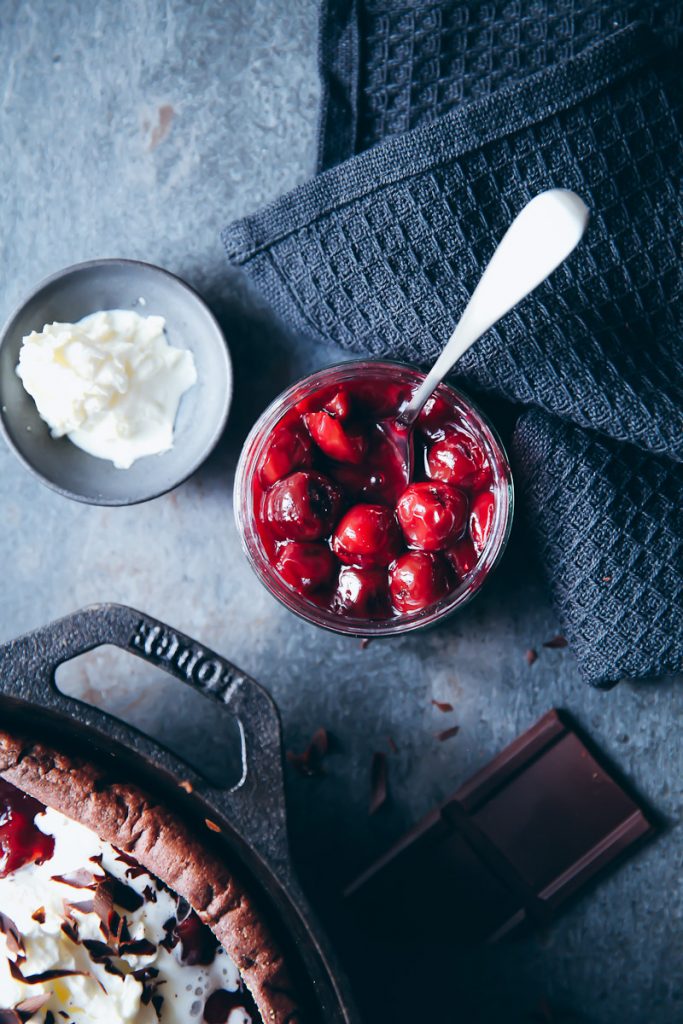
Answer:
234 359 514 637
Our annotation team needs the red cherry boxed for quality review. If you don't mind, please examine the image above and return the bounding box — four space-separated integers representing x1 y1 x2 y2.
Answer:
175 909 219 966
427 431 490 489
324 389 352 421
349 380 412 418
333 566 390 619
416 394 452 439
259 422 313 488
304 410 367 464
332 504 403 568
295 385 338 415
470 491 496 553
446 536 478 577
204 988 254 1024
265 472 342 541
328 427 408 505
0 779 55 878
389 552 451 613
275 542 336 594
396 482 468 551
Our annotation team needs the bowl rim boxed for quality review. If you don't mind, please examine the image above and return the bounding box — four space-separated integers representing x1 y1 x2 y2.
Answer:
0 257 233 506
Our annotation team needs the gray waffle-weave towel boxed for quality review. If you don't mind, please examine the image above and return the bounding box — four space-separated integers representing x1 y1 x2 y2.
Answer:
222 10 682 688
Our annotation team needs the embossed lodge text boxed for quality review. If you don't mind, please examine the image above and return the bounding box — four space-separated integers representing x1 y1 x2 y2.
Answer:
129 620 242 702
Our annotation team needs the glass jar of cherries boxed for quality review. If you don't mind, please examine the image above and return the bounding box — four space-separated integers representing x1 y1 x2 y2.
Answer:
234 361 513 636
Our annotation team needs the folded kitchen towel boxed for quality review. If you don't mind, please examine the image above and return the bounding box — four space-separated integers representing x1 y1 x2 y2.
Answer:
222 12 683 687
318 0 683 170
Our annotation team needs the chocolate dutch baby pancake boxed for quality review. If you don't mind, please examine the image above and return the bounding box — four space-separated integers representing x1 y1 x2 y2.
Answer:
0 729 301 1024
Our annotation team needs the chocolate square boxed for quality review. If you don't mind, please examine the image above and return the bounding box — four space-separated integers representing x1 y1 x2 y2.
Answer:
346 710 655 942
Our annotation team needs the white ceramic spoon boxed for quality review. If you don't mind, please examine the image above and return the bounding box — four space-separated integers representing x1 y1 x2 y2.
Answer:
389 188 590 475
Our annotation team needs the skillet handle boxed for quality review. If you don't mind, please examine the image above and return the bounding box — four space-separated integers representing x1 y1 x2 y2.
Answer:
0 603 290 873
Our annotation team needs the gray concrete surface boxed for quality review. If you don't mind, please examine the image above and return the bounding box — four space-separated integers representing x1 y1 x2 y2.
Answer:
0 2 681 1022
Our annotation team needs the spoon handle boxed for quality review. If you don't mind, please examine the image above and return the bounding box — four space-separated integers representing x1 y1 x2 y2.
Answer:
401 189 589 425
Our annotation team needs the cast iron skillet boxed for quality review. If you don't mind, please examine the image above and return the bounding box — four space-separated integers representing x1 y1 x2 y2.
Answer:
0 602 358 1024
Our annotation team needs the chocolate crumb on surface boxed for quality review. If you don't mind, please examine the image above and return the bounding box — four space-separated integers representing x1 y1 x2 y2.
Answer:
543 635 568 649
286 727 330 777
369 753 388 814
434 726 460 742
526 648 538 666
431 700 454 713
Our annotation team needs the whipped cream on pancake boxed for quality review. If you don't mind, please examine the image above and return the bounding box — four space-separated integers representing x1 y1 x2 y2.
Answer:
0 801 255 1023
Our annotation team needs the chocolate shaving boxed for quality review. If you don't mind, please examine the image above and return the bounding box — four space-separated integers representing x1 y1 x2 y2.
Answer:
160 916 179 952
30 907 46 925
0 912 25 961
133 966 160 981
543 635 568 649
80 938 124 980
82 939 116 960
0 994 51 1024
526 648 538 665
369 752 388 814
431 699 454 713
113 849 150 880
92 882 115 939
113 848 138 867
136 965 162 1007
60 918 79 944
360 638 372 650
204 818 221 833
287 728 330 777
98 874 144 913
51 869 97 889
113 912 128 945
178 779 194 794
435 725 460 742
16 995 51 1016
119 937 157 957
67 899 95 916
8 960 86 985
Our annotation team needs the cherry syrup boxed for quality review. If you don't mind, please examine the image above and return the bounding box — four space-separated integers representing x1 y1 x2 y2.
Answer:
0 778 55 878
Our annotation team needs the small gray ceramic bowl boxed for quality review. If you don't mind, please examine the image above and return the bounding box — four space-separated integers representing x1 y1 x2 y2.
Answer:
0 259 232 505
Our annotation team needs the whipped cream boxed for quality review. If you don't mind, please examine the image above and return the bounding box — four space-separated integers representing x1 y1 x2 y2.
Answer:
0 807 252 1023
16 309 197 469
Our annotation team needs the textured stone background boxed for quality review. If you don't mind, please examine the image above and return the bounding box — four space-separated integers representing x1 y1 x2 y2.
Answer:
0 2 681 1022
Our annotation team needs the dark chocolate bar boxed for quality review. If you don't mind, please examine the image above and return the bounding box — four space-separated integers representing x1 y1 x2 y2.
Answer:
346 710 655 942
